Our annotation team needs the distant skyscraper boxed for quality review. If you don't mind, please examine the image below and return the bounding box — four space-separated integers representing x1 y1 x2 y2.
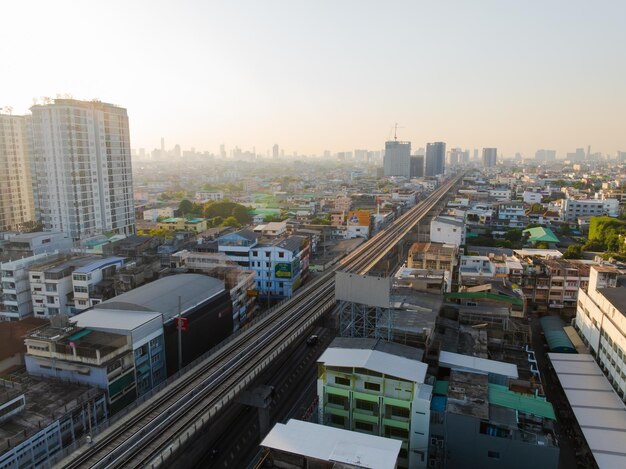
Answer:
30 99 135 240
425 142 446 176
448 148 469 167
160 137 165 159
535 149 556 161
566 148 586 162
410 155 424 178
618 151 626 163
220 144 226 159
0 114 36 231
272 144 279 159
173 144 181 158
383 140 411 177
482 148 498 168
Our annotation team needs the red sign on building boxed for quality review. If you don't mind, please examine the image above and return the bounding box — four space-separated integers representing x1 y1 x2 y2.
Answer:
176 317 188 332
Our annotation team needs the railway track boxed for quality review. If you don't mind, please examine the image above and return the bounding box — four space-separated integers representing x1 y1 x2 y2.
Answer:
58 173 462 469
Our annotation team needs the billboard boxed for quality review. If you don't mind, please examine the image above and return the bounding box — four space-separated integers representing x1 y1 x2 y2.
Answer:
275 262 292 278
335 271 391 308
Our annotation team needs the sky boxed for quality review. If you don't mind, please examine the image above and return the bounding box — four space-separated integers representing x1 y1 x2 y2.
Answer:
1 0 625 157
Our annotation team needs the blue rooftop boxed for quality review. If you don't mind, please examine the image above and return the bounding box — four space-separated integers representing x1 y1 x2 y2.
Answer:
73 256 125 273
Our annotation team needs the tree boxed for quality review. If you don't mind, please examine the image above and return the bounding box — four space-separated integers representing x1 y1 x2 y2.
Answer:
530 203 544 213
221 216 241 228
232 205 251 224
526 222 541 229
563 244 583 259
504 229 523 243
559 224 571 236
179 199 193 216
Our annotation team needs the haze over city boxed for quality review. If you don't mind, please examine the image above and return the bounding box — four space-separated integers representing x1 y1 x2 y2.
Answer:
2 0 625 156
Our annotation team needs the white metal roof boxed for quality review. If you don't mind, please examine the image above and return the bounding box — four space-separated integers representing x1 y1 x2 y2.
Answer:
318 346 427 384
72 309 162 333
438 350 519 379
261 419 401 469
549 353 626 469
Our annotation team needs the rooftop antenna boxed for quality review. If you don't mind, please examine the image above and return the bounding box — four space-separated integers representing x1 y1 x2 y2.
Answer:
394 122 399 141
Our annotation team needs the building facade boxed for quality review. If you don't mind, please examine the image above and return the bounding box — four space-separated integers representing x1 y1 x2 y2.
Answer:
482 148 497 168
317 338 432 469
384 141 411 178
0 114 35 231
30 99 135 240
425 142 446 177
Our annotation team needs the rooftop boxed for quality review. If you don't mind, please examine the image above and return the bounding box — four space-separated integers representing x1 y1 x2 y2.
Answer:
261 419 401 469
320 337 426 383
549 353 626 468
72 308 163 334
523 227 560 244
73 256 125 274
95 274 225 319
597 287 626 317
0 375 103 453
439 350 519 379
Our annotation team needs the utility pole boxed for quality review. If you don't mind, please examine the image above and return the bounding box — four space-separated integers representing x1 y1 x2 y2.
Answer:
178 295 182 371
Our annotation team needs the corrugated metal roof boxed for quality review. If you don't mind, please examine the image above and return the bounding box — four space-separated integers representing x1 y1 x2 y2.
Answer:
549 353 626 469
261 419 401 469
319 344 427 384
523 227 560 243
540 316 576 353
73 256 125 273
439 351 519 379
95 274 225 319
488 384 556 420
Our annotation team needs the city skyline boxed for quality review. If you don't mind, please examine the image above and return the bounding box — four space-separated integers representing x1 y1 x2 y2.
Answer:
2 1 625 157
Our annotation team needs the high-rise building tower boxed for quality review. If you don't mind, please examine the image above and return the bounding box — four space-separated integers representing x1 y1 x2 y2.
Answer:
410 155 424 178
0 113 36 231
535 149 556 161
383 140 411 177
425 142 446 176
482 148 498 167
448 148 469 167
30 99 135 240
272 144 279 159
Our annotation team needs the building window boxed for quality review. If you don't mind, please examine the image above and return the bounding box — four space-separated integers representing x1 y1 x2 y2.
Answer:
328 393 346 407
364 382 380 391
330 414 345 426
385 426 408 439
354 420 374 432
355 399 375 412
334 376 350 386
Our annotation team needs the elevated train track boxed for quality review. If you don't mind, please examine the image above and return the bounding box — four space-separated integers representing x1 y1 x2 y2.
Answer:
58 173 463 469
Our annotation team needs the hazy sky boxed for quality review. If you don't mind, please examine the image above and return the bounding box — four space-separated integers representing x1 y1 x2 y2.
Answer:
2 1 625 157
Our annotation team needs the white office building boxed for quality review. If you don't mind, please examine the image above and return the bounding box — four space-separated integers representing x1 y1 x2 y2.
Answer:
30 99 135 240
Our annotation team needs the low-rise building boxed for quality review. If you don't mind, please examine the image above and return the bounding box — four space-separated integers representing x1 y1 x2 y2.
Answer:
217 229 258 268
407 242 457 271
0 376 107 469
560 197 619 221
261 419 401 469
429 368 559 469
346 210 371 239
0 232 72 261
0 252 61 321
195 190 224 202
250 236 309 300
71 257 125 313
317 337 431 469
430 216 465 247
24 318 138 414
157 217 208 233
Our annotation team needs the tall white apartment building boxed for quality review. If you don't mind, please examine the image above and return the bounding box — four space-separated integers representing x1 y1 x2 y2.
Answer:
30 99 135 240
0 114 35 231
384 141 411 178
